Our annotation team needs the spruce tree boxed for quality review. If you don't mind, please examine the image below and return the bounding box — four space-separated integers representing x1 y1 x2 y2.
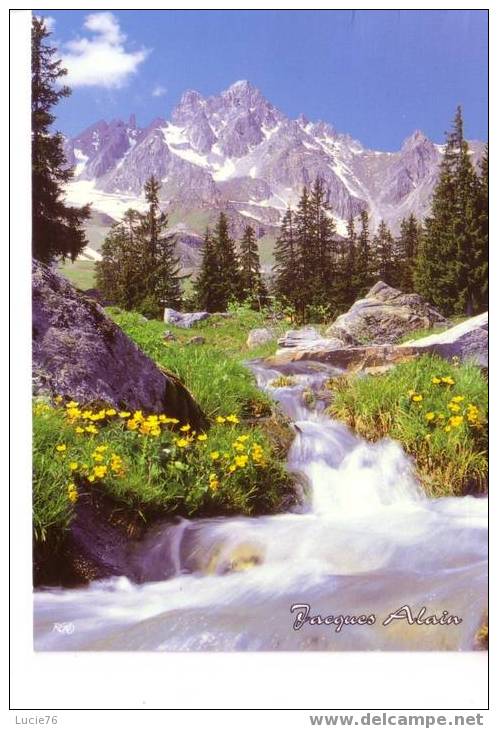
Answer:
395 214 420 292
96 209 142 309
138 175 182 313
211 212 241 311
32 16 90 262
372 220 396 286
194 229 222 312
415 106 484 316
309 177 337 311
338 213 357 309
238 225 267 308
272 207 296 310
355 210 372 296
471 146 488 312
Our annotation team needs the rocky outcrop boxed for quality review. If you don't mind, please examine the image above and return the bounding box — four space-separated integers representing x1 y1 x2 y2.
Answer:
400 312 488 367
325 281 448 345
277 326 344 353
164 307 210 328
246 328 275 348
32 261 206 428
268 313 488 372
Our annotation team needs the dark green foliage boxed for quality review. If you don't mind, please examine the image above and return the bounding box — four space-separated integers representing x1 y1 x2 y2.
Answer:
194 229 221 312
31 16 90 263
238 225 268 309
372 219 397 286
415 107 487 316
96 176 181 317
395 214 421 292
194 213 241 312
272 207 296 308
354 209 373 297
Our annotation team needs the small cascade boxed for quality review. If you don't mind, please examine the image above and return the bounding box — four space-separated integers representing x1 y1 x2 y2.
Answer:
34 359 488 652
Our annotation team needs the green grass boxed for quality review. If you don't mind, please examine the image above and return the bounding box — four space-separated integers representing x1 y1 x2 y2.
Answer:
33 305 295 551
328 355 488 497
58 260 96 290
33 399 293 548
108 305 287 418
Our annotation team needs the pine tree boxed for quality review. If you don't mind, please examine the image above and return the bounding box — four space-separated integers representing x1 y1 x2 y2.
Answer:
354 210 372 296
272 207 296 309
194 229 222 312
238 225 267 308
31 16 90 262
96 209 143 310
471 146 488 312
372 220 396 285
211 212 241 311
138 175 182 313
337 212 357 309
293 186 314 322
414 106 484 316
96 177 181 316
395 214 420 292
308 177 337 311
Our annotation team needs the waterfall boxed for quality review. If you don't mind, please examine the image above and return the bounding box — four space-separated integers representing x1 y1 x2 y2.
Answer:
34 360 487 651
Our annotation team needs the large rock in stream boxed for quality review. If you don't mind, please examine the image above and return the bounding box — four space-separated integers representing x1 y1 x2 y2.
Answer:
325 281 448 345
32 260 206 428
269 312 488 371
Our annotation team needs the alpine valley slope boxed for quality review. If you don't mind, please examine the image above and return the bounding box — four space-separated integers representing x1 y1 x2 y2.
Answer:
64 80 485 263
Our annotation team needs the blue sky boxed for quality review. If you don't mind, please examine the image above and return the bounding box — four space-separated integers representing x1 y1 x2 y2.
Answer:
41 9 488 150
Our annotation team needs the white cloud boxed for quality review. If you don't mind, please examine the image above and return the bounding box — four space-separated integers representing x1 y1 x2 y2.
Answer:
62 12 149 89
152 84 167 98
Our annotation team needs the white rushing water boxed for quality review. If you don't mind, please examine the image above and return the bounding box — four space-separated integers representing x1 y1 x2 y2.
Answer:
33 361 487 651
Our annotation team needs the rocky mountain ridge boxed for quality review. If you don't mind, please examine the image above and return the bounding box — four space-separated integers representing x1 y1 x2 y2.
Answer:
64 80 485 243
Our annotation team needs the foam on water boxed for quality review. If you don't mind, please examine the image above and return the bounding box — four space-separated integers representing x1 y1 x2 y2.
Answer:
33 360 488 651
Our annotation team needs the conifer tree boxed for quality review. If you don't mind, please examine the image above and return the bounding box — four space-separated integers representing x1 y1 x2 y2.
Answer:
138 175 181 313
395 214 421 291
308 177 337 311
272 208 296 309
211 212 241 311
372 220 396 285
96 177 181 316
32 16 90 262
238 225 267 308
415 106 485 315
194 229 222 312
471 146 488 312
354 210 372 296
338 213 357 309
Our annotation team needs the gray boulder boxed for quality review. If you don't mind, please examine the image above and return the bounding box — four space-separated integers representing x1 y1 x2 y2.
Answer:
164 307 210 328
32 261 206 428
277 326 344 353
246 328 275 348
401 312 488 367
326 281 448 345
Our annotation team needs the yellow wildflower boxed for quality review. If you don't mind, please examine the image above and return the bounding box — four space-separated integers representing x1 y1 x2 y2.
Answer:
93 465 107 479
235 455 249 468
118 411 131 418
85 424 98 434
228 464 237 473
226 414 239 424
210 451 220 460
425 412 436 421
69 462 79 471
133 410 144 422
412 394 423 402
449 415 464 428
237 435 250 442
180 424 191 432
54 395 63 404
448 403 461 413
88 475 95 483
176 438 189 448
233 442 245 452
75 426 85 434
451 395 465 403
92 453 104 462
55 444 67 452
197 433 208 441
106 408 117 416
441 376 455 386
431 377 441 385
67 483 78 503
216 416 226 424
127 419 138 431
66 400 79 409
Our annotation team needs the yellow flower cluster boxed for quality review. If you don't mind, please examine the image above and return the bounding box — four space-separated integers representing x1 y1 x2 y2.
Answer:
67 482 78 503
412 377 485 435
